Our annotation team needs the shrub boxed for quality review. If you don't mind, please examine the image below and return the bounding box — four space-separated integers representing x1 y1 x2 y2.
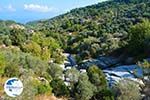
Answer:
50 78 70 97
65 67 80 83
87 65 107 92
3 35 12 46
4 63 20 77
91 89 115 100
47 63 63 79
65 68 80 94
52 49 65 64
0 49 49 77
2 51 20 77
21 41 42 57
9 29 27 46
113 79 141 100
37 82 52 94
74 73 96 100
24 54 49 76
128 19 150 55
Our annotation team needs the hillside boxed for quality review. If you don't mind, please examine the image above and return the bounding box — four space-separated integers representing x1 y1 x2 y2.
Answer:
27 0 150 34
27 0 150 61
27 0 150 33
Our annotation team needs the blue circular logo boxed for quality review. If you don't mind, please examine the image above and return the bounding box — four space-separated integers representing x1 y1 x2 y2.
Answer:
4 78 23 97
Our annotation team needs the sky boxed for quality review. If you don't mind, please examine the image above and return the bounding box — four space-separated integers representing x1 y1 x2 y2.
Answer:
0 0 107 23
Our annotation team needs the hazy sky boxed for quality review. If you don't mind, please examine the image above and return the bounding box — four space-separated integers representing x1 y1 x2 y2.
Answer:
0 0 107 23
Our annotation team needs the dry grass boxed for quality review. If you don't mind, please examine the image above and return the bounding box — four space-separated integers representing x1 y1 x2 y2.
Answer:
0 77 8 99
0 77 8 94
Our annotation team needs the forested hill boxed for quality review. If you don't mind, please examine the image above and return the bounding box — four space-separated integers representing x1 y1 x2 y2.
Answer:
27 0 150 61
27 0 150 34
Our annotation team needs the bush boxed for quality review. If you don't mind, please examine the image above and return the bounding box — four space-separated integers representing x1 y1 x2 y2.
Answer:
23 54 49 76
91 89 115 100
52 49 65 64
74 73 96 100
37 82 52 94
4 63 20 77
128 19 150 55
87 65 107 92
0 49 49 77
65 67 80 83
50 78 70 97
31 32 62 62
21 71 52 96
9 29 27 46
113 79 141 100
65 68 80 94
3 35 12 46
47 63 63 79
21 41 42 57
2 50 20 77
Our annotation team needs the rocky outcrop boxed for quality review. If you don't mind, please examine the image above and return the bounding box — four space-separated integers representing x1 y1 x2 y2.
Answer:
78 56 121 69
103 65 143 87
65 54 147 89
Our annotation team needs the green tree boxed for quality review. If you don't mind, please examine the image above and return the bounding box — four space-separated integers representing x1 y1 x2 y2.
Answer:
41 47 51 61
91 89 115 100
31 32 62 61
52 49 65 64
24 55 48 76
50 78 70 97
47 63 63 79
87 65 107 92
21 41 41 57
74 73 96 100
65 68 80 84
128 19 150 55
9 29 27 46
65 67 80 92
